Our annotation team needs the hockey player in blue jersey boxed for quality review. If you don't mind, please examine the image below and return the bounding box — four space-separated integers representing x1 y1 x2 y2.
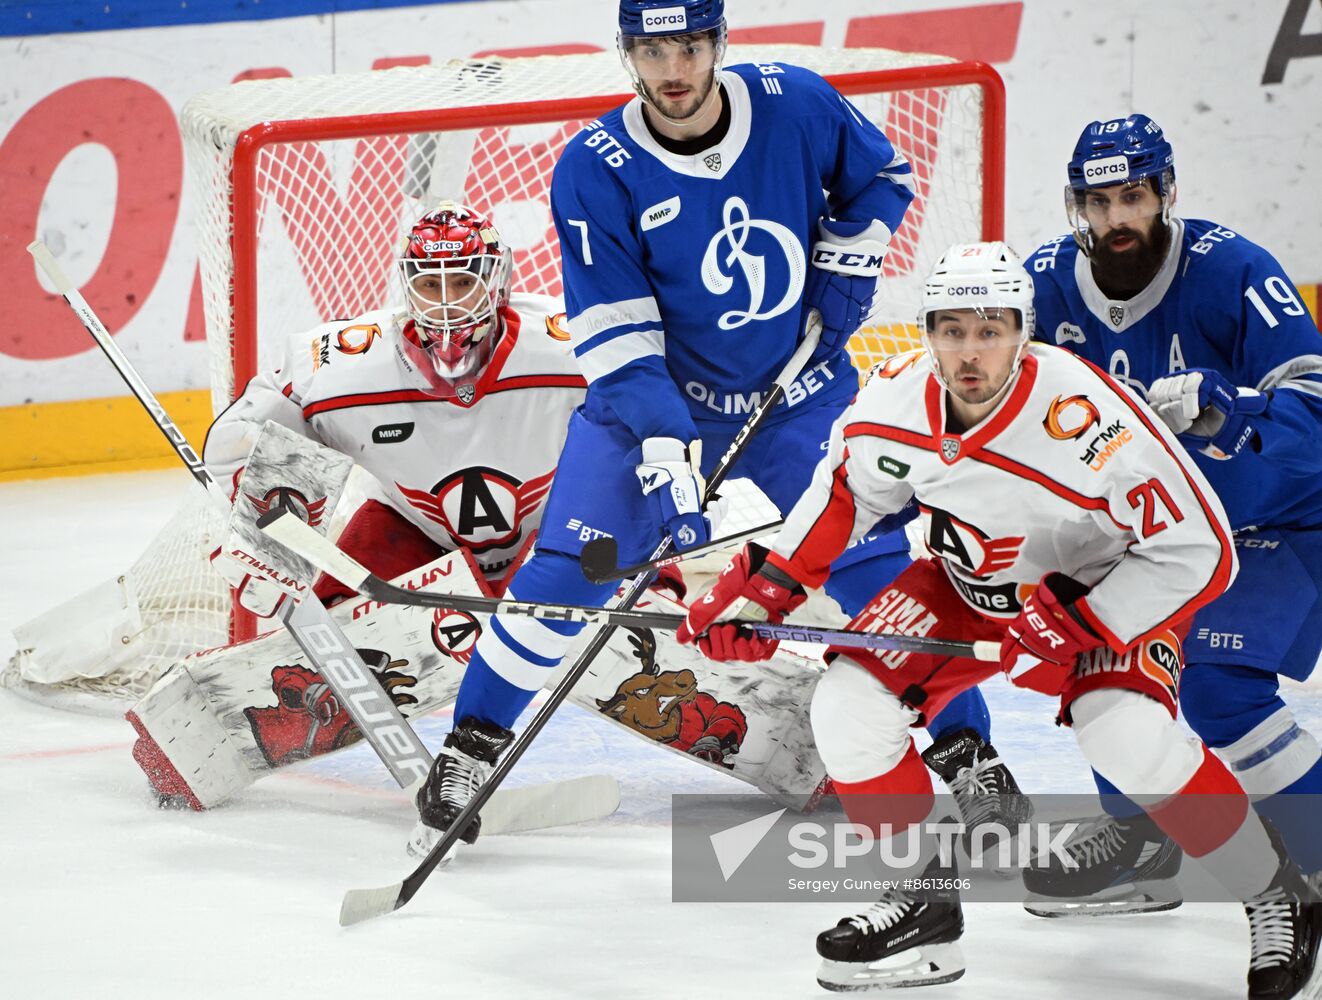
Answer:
407 0 1022 859
1021 115 1322 941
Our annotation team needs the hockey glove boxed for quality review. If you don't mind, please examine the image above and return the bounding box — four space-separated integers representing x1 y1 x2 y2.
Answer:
677 543 807 662
803 217 891 351
1147 368 1267 460
637 437 716 552
209 545 298 618
1000 574 1102 696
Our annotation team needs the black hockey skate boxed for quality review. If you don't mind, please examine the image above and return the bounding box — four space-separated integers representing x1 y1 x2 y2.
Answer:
406 716 514 862
816 862 965 991
1022 811 1183 917
922 728 1032 872
1243 845 1322 1000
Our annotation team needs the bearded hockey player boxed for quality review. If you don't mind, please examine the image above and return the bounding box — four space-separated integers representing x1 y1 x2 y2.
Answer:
406 0 1027 870
1023 115 1322 920
678 242 1322 998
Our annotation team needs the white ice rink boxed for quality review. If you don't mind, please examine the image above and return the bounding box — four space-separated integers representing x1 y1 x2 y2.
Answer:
3 469 1320 1000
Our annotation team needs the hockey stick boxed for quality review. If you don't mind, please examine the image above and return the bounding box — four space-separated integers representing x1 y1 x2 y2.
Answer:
330 314 827 925
578 518 783 584
304 313 989 925
259 507 996 661
27 240 620 831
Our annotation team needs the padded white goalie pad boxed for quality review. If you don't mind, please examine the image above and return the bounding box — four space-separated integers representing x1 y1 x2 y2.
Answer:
127 554 827 811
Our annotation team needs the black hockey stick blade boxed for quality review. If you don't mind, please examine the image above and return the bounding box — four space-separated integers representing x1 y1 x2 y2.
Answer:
578 519 784 584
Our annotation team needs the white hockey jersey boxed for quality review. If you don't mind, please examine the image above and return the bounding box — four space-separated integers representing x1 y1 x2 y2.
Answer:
771 345 1238 651
204 294 586 580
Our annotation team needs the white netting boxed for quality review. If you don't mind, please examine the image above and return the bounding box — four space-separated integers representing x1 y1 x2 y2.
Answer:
5 46 1000 702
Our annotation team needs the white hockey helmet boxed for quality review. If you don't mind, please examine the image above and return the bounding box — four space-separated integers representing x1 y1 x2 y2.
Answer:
919 241 1035 394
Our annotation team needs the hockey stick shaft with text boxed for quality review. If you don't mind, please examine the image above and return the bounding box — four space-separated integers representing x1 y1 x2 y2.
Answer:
330 313 836 925
258 507 995 660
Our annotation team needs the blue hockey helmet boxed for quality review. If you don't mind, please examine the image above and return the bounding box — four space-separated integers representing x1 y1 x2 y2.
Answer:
619 0 726 38
1067 114 1175 194
1065 115 1176 255
618 0 728 123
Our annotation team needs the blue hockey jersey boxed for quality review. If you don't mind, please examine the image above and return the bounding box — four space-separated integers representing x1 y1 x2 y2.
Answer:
549 61 914 443
1028 218 1322 531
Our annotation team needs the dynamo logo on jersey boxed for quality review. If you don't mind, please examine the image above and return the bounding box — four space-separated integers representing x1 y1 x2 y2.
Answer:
701 196 805 330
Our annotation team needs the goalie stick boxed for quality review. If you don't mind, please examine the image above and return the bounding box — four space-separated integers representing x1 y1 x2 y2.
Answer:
578 519 783 584
259 507 998 661
27 239 620 834
331 312 827 926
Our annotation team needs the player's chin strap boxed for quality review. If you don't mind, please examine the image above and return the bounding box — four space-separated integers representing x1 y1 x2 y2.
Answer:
25 240 453 794
331 310 828 925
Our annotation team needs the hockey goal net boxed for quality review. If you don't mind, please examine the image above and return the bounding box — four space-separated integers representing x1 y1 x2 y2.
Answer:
3 45 1003 705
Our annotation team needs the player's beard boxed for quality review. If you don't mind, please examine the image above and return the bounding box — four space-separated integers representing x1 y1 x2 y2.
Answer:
1089 218 1171 299
643 73 716 123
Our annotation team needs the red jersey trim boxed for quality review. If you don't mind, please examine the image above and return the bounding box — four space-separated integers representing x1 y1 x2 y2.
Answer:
843 419 1126 530
770 451 858 588
1052 345 1237 641
924 353 1039 464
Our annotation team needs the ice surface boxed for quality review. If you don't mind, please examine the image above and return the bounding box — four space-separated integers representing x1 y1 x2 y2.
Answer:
2 470 1318 999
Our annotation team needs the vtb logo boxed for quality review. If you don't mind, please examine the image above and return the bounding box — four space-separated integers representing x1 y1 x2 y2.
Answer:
1043 394 1101 441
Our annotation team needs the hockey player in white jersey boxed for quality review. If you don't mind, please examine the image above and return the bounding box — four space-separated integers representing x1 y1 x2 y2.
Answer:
678 243 1322 998
407 0 1026 866
131 201 834 822
1022 115 1322 922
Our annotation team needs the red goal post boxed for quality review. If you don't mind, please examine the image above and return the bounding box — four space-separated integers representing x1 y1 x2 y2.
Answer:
2 47 1004 703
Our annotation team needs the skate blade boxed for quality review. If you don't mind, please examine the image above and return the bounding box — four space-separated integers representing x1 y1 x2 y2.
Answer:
816 943 966 991
1023 879 1182 918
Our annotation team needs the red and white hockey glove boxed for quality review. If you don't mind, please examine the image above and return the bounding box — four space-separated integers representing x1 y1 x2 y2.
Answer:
676 543 807 662
1000 574 1102 696
209 545 297 619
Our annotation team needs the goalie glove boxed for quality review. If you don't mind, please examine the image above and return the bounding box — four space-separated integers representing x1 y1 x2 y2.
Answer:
636 437 719 552
677 543 807 662
803 217 891 351
999 573 1102 696
1147 368 1267 460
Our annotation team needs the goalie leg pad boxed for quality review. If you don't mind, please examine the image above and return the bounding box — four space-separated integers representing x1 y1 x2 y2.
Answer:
127 549 487 808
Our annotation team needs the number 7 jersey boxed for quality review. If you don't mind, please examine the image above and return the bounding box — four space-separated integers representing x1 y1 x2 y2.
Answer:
770 344 1237 651
1028 218 1322 532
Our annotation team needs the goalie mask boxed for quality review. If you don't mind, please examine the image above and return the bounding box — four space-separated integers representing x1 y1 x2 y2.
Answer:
397 202 512 398
618 0 727 126
919 242 1034 405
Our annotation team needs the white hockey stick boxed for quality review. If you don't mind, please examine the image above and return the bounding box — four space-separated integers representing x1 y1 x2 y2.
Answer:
27 239 620 833
260 508 997 660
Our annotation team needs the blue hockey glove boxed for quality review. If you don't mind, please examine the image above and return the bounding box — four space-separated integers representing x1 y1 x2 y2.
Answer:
804 217 891 351
1147 368 1268 459
636 437 716 551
